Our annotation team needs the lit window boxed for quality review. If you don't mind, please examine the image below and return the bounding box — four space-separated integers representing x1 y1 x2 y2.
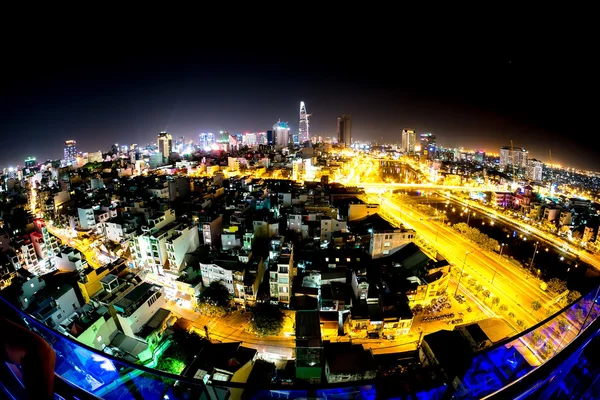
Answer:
346 258 351 262
325 257 329 262
97 336 102 343
335 258 340 262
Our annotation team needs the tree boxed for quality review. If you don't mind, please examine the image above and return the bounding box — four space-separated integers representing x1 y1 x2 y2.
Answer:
531 300 542 312
575 308 584 322
508 312 515 319
567 290 582 304
412 304 424 315
248 303 284 337
492 297 500 307
198 281 232 317
500 304 508 312
557 319 570 334
481 290 491 299
474 284 483 293
517 319 525 328
547 278 567 294
156 343 187 375
468 278 477 287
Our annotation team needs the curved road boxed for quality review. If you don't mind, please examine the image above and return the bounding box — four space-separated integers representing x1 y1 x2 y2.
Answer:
367 193 556 329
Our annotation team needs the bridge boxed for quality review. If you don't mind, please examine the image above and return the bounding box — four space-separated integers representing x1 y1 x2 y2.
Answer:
352 182 499 192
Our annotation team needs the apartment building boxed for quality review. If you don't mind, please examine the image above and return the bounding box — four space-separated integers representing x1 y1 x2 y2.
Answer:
199 257 239 294
268 238 295 304
104 216 137 243
14 237 40 272
54 246 87 272
113 282 166 339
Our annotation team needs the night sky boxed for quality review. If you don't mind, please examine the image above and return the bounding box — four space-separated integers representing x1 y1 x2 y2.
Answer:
1 42 597 171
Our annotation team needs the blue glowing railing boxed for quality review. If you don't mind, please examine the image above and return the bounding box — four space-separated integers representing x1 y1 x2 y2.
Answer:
458 286 600 399
1 284 600 400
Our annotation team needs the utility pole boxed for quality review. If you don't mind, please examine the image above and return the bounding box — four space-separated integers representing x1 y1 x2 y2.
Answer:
492 244 505 284
529 241 539 271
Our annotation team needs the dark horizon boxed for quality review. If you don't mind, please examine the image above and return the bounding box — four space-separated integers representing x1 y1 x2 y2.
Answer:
1 48 597 171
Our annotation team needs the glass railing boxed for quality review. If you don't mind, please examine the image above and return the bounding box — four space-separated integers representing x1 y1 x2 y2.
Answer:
1 284 600 400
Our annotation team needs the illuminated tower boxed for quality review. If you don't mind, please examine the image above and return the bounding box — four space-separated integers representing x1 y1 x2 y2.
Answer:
299 101 310 144
64 140 77 165
157 131 172 162
337 115 352 147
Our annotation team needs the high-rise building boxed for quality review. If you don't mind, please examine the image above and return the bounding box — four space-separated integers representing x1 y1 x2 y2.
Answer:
500 146 528 172
337 115 352 147
474 150 486 163
299 101 310 144
420 133 437 160
273 120 290 148
527 159 544 182
157 131 173 162
24 157 37 169
401 129 416 154
64 140 77 165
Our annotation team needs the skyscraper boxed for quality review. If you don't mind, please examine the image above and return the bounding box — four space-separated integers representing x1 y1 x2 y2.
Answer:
24 157 37 169
273 120 290 148
299 101 310 144
527 159 544 182
337 115 352 147
401 129 416 154
500 145 528 172
64 140 77 165
157 131 173 162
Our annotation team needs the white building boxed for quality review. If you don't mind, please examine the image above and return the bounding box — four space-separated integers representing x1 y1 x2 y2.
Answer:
273 120 290 148
29 231 55 269
113 282 166 339
104 217 137 243
268 238 295 304
54 246 87 272
14 237 40 272
165 224 200 273
31 284 82 329
200 261 237 294
401 129 416 154
78 206 96 230
131 218 198 277
527 158 544 182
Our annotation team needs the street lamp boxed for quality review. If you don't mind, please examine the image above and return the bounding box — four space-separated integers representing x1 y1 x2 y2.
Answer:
454 251 470 297
529 241 539 271
492 244 505 284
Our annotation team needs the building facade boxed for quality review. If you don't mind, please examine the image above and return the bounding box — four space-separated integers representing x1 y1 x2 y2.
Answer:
337 115 352 147
157 131 173 163
64 140 77 166
402 129 416 154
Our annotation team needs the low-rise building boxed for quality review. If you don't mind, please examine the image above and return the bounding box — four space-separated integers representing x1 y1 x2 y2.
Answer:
113 282 166 339
324 342 377 383
57 303 118 350
29 283 82 329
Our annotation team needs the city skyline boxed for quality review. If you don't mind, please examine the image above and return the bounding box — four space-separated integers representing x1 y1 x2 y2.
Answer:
1 49 597 170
